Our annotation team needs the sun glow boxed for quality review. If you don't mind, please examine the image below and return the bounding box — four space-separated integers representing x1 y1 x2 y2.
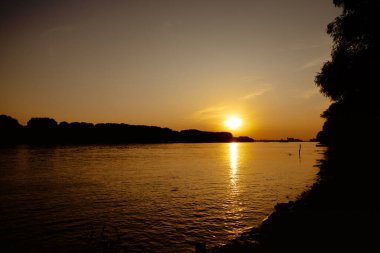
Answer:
224 116 243 130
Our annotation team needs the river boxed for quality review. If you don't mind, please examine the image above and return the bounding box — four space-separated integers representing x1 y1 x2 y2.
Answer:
0 142 324 252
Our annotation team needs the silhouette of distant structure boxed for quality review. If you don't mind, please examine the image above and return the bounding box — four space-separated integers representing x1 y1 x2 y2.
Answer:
232 136 254 142
286 137 302 142
254 137 304 142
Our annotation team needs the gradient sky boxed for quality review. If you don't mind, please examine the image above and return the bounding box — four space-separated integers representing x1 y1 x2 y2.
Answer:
0 0 340 139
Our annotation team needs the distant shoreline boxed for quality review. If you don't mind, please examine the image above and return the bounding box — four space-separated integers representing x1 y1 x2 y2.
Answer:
0 115 314 145
1 115 256 145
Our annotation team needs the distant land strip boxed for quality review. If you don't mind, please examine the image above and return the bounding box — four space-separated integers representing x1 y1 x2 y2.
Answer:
0 115 256 145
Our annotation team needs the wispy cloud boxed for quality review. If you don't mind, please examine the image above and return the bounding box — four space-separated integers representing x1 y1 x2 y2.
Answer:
46 25 73 33
297 58 326 71
291 44 322 51
242 87 272 100
193 106 227 120
301 87 319 99
290 38 332 52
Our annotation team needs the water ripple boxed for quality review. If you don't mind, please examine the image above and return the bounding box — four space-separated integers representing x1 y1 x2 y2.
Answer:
0 143 324 252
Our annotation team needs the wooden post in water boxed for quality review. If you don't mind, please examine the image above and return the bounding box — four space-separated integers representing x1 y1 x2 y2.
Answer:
299 144 301 157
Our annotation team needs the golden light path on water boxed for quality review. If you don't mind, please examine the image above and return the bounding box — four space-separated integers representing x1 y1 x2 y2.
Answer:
229 142 239 199
227 142 242 237
229 142 238 177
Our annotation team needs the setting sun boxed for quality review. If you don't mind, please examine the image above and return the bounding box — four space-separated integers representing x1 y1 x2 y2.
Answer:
224 116 243 130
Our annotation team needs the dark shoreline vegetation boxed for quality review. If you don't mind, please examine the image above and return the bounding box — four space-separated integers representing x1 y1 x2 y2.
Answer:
0 115 255 145
208 147 378 253
208 0 380 252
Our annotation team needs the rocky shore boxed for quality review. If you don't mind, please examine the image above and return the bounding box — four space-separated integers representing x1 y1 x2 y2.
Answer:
205 147 379 253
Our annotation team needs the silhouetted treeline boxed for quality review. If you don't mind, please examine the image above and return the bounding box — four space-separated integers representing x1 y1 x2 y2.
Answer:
0 115 254 145
0 115 23 144
315 0 379 146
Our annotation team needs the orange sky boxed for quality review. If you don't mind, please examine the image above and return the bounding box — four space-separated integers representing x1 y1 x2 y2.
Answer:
0 0 340 140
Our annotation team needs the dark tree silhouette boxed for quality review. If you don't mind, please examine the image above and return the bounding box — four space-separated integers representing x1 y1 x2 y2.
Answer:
0 114 23 144
26 117 58 143
27 117 58 129
0 115 22 130
315 0 379 146
179 129 233 143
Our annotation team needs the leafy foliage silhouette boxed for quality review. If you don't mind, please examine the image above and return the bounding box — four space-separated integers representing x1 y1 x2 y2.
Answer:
315 0 379 146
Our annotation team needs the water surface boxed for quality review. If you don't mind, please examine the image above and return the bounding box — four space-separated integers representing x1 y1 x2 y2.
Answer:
0 142 324 252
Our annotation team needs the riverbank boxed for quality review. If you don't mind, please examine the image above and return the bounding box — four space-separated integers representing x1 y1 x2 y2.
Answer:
208 147 379 252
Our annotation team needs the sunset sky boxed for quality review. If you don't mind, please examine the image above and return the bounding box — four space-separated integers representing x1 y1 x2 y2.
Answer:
0 0 340 140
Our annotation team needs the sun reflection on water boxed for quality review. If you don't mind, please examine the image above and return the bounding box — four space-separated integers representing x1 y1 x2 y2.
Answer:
229 142 239 194
229 142 238 177
227 142 244 237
